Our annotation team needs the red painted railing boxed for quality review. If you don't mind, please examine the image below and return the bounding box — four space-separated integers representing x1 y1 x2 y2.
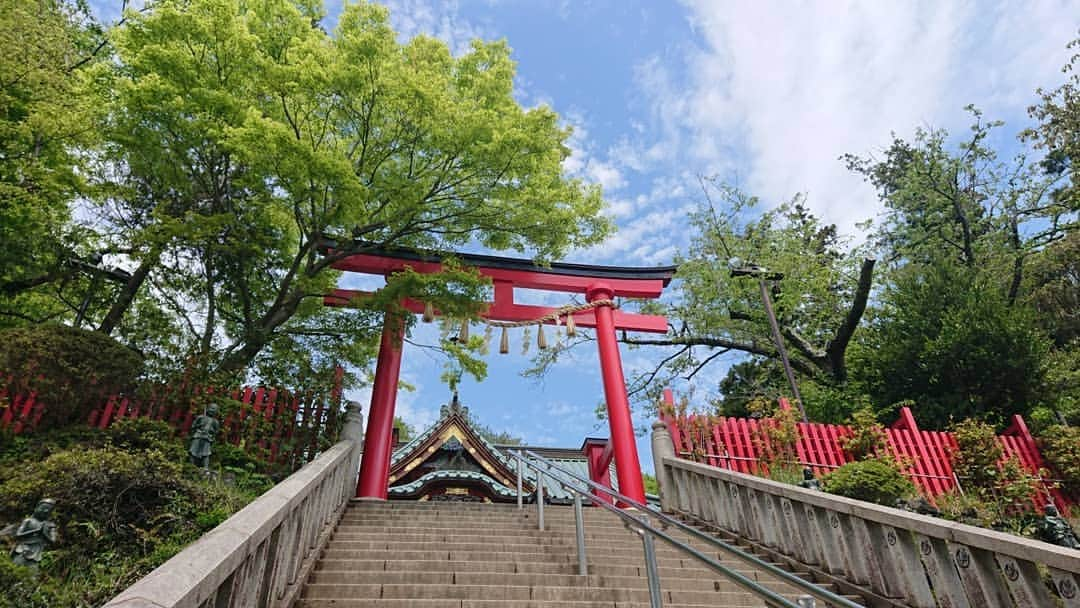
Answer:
0 368 345 471
661 402 1072 511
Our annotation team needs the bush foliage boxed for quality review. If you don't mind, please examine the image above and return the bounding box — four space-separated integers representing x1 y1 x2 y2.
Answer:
1037 424 1080 499
822 458 917 506
0 419 271 607
948 419 1043 530
0 324 143 427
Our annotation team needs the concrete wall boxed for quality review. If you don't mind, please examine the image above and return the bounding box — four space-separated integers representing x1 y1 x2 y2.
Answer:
651 420 1080 608
104 402 364 608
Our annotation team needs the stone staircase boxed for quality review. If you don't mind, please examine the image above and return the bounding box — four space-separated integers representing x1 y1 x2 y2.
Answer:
296 501 858 608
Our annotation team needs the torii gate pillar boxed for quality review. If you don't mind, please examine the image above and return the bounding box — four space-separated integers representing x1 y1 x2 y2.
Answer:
587 283 646 503
355 313 405 500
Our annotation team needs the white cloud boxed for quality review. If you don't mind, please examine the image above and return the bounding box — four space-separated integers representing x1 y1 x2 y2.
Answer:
561 113 627 193
633 0 1078 235
379 0 492 56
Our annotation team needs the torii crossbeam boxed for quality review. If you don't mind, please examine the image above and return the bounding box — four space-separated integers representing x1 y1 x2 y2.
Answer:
324 246 675 504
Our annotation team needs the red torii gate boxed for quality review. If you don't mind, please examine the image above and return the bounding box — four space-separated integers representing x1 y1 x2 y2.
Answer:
324 247 675 504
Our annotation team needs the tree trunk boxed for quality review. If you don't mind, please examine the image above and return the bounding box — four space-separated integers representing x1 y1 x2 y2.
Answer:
97 249 159 336
214 290 304 374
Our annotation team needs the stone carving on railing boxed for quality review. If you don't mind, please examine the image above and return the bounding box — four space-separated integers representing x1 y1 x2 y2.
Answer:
652 420 1080 608
104 401 363 608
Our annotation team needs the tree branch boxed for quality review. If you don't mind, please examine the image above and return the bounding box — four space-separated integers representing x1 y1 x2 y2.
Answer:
824 257 875 381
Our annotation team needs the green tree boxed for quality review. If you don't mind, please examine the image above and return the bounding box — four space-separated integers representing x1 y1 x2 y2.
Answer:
1024 37 1080 214
851 260 1051 426
86 0 609 381
844 114 1069 426
473 423 523 445
606 182 875 415
713 359 787 418
844 111 1071 301
642 473 659 495
0 0 104 324
393 416 415 442
1024 232 1080 347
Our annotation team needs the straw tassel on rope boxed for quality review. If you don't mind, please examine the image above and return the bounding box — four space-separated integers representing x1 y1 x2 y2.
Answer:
483 298 615 354
457 321 469 343
422 301 435 323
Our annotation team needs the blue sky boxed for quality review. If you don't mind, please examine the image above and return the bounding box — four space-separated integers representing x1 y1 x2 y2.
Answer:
90 1 1078 474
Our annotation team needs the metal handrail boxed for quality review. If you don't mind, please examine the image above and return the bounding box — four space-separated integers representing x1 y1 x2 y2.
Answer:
512 449 865 608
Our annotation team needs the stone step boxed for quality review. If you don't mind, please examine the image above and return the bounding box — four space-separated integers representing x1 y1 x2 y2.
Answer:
336 522 634 534
324 539 716 558
319 548 741 567
338 514 632 527
313 558 784 580
342 507 630 519
331 533 708 550
297 600 728 608
343 509 628 517
330 529 693 543
306 569 819 596
301 582 783 605
340 512 610 518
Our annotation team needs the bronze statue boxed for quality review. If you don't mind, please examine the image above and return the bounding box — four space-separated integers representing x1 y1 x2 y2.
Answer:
188 403 221 469
1037 503 1079 549
798 467 821 490
1 499 59 569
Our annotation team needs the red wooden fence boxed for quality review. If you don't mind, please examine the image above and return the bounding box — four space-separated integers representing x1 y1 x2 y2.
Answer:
661 395 1072 511
0 367 346 472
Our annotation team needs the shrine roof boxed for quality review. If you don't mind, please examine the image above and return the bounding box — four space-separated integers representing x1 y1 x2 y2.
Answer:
387 394 617 503
388 470 517 499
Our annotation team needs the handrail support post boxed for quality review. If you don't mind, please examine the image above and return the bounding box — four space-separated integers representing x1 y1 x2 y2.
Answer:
574 493 588 576
536 467 545 531
516 451 523 509
639 515 664 608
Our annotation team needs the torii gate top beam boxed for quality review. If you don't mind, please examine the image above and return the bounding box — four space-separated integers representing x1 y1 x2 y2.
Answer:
323 244 675 334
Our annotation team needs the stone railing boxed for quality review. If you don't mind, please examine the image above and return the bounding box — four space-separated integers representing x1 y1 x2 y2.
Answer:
104 402 364 608
652 421 1080 608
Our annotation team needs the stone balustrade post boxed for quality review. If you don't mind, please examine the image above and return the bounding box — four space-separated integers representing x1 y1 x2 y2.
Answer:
650 420 676 513
340 400 364 490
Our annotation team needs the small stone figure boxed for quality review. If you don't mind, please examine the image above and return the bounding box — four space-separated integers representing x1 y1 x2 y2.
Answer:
798 467 821 490
1037 503 1079 549
908 496 942 517
2 499 59 570
895 496 942 517
188 403 221 469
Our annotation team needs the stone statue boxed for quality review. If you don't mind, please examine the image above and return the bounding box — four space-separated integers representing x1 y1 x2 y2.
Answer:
798 467 821 490
188 403 221 469
894 496 942 517
1037 503 1079 549
1 499 59 569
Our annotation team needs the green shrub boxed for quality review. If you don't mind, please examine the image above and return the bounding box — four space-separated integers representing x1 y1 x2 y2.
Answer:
0 447 192 555
0 424 273 608
951 419 1042 523
0 324 143 428
822 458 917 506
1038 424 1080 498
107 417 184 460
840 406 889 460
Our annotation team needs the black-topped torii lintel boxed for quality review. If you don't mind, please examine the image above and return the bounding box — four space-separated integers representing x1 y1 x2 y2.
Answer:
322 241 676 333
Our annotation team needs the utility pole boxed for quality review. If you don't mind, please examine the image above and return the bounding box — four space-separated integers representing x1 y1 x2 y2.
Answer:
729 259 808 423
